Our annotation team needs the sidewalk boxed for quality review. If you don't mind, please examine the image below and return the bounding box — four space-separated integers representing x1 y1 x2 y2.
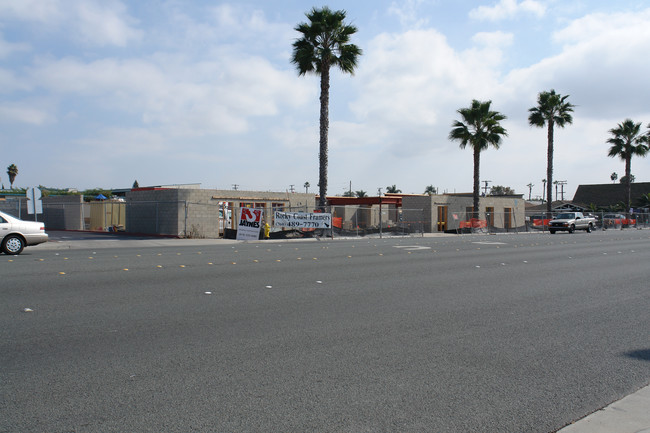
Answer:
557 384 650 433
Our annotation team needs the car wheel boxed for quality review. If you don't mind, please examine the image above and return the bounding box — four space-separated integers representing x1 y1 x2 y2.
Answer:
568 225 575 234
586 224 592 233
2 235 25 255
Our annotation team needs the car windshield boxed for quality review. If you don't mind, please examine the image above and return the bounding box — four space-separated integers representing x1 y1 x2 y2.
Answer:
556 213 575 219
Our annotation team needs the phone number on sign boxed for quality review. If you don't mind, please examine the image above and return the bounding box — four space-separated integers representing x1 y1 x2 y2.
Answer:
283 221 322 228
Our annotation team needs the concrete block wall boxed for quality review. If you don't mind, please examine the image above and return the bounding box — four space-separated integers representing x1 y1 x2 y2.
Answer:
42 195 85 230
0 195 84 230
124 188 317 238
179 189 220 238
125 189 183 235
402 196 434 232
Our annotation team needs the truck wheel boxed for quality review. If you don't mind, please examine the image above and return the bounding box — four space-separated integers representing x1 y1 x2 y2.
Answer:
549 229 556 234
586 224 592 233
568 225 575 234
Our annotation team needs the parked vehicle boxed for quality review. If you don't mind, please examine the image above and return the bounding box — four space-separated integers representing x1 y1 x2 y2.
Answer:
0 211 48 255
548 212 595 234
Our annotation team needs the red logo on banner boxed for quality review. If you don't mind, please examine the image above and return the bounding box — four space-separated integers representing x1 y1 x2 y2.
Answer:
241 208 262 222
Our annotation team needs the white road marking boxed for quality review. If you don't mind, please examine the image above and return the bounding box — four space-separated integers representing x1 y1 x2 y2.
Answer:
472 241 507 245
393 246 432 251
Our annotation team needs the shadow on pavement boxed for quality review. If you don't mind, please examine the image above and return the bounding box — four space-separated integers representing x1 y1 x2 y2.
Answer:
624 348 650 361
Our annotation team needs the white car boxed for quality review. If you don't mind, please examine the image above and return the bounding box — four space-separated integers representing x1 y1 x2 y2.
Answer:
0 210 49 255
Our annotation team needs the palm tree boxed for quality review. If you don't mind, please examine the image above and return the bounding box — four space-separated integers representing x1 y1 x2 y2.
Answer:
304 181 310 194
606 119 649 214
386 185 401 193
449 100 508 219
6 164 18 189
292 7 362 210
528 89 575 214
424 185 437 195
635 193 650 209
355 190 367 198
610 172 618 183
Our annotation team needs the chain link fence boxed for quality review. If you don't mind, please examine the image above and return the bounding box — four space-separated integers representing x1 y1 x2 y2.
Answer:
329 206 425 237
524 211 650 232
3 196 649 237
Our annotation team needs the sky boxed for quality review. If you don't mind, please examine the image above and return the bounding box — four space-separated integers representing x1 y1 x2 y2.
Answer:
1 0 649 200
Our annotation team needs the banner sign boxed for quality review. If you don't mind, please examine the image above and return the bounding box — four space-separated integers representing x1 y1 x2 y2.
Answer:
274 211 332 229
236 208 263 240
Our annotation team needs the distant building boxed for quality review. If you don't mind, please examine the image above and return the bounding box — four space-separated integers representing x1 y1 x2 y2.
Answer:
572 182 650 210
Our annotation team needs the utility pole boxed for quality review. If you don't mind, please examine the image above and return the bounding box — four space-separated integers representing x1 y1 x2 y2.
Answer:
232 184 239 191
526 183 534 201
289 184 295 193
557 180 567 201
377 187 382 196
482 180 492 196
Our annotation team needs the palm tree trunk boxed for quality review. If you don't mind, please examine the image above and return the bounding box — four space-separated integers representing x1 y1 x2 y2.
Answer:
473 147 480 219
318 62 330 210
625 155 631 214
546 121 554 215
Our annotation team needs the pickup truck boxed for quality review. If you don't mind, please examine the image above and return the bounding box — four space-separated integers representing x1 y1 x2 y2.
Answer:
548 212 596 234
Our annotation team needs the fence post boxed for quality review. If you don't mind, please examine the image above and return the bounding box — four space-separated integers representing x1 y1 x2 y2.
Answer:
329 205 334 239
379 197 383 239
355 208 358 237
184 201 188 237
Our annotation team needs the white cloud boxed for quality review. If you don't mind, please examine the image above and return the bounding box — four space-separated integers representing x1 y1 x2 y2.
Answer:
502 9 650 119
0 68 32 93
469 0 546 21
472 31 514 48
388 0 431 28
29 53 312 136
75 1 142 46
0 103 53 125
159 3 294 58
339 7 650 194
0 32 30 58
0 0 64 23
351 29 509 150
0 0 142 47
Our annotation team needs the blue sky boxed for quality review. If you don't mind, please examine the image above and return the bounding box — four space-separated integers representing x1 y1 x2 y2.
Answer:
1 0 649 199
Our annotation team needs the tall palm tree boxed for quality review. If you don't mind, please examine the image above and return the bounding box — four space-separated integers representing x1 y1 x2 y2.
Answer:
606 119 649 214
449 100 508 219
528 89 575 214
6 164 18 189
526 183 534 200
292 7 362 210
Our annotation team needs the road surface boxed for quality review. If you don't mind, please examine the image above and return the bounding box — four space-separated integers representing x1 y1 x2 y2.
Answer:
2 230 649 432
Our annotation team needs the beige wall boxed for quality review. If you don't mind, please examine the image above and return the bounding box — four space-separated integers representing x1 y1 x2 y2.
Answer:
125 188 316 238
403 194 526 232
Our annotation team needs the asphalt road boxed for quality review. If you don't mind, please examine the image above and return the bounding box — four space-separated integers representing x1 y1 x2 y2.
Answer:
2 230 649 432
